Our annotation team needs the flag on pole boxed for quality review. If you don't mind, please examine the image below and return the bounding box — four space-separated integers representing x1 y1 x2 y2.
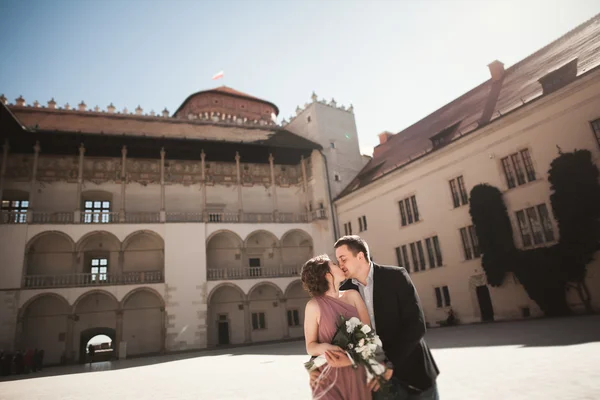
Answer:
212 71 224 80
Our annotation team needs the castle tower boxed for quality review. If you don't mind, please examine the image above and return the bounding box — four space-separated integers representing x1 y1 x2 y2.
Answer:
284 93 366 200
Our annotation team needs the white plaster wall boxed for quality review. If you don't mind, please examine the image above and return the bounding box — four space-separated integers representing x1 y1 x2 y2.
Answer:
206 185 238 212
165 184 202 212
34 181 78 212
0 225 27 289
241 185 273 213
334 69 600 323
126 183 161 212
0 291 20 352
163 223 207 351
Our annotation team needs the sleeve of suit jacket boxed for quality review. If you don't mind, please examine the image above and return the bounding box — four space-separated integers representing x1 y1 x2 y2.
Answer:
386 267 426 365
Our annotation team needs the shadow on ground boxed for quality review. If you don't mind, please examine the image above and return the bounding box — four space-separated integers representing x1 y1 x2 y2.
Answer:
3 315 598 382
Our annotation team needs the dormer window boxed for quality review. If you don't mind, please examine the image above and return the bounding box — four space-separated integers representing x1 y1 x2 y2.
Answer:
538 58 578 95
429 121 462 150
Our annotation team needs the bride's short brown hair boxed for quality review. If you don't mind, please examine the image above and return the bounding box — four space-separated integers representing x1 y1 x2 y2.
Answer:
300 254 331 297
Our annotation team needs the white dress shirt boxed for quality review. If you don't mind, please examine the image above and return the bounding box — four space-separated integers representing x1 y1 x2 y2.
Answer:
352 262 376 332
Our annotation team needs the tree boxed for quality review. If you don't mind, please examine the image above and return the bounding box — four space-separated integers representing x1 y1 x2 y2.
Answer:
548 149 600 313
469 184 517 286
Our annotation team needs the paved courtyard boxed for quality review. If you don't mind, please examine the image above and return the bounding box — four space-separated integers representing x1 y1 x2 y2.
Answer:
1 315 599 399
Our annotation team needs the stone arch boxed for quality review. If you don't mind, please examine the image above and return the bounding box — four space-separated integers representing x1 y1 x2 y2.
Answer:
72 290 120 363
19 293 70 365
280 229 313 273
244 230 281 272
283 279 310 338
24 231 76 275
121 230 165 273
284 279 307 299
247 282 286 344
206 230 244 279
207 283 246 347
248 281 284 300
121 288 165 357
75 231 121 277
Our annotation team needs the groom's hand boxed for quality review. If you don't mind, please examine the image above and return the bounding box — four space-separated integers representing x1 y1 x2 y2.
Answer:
368 367 393 392
324 350 353 368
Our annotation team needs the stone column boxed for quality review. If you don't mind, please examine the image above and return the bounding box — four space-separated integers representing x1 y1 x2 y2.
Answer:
300 156 310 221
0 140 9 207
243 300 252 343
74 143 85 223
201 150 207 222
65 315 76 363
160 307 166 353
160 147 166 222
269 154 278 221
27 141 41 223
235 152 243 221
115 310 124 359
280 299 290 339
120 146 127 222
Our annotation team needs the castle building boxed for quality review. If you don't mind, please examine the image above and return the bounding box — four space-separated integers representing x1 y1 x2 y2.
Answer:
333 15 600 325
0 86 364 364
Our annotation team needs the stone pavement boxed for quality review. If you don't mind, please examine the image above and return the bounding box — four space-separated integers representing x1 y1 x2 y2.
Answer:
1 315 599 399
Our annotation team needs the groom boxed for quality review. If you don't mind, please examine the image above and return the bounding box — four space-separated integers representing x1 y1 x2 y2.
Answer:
333 235 439 399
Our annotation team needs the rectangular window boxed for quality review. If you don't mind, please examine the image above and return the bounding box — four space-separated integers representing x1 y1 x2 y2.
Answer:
249 258 261 277
287 309 300 327
358 215 367 232
449 176 468 208
84 200 111 224
399 195 420 226
501 150 536 189
432 236 443 266
425 238 435 268
410 196 420 222
401 245 410 273
409 243 419 272
252 312 266 330
395 247 403 269
591 118 600 148
435 286 451 308
416 241 426 271
460 226 481 260
343 222 353 236
399 201 407 226
516 204 554 248
1 199 29 224
90 258 108 282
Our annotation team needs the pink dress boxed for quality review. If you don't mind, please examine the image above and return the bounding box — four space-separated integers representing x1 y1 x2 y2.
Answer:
312 295 371 400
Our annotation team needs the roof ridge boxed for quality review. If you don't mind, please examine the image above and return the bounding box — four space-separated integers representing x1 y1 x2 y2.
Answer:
504 13 600 74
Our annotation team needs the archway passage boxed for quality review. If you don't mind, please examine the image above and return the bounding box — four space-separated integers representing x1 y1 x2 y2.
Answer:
21 294 70 366
248 283 284 343
206 231 243 280
207 284 246 347
26 232 75 276
245 231 281 276
281 230 313 274
122 289 164 357
80 328 115 364
284 280 310 338
476 285 495 322
73 291 119 363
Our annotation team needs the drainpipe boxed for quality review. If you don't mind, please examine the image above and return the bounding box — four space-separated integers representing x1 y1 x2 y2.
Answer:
319 150 339 242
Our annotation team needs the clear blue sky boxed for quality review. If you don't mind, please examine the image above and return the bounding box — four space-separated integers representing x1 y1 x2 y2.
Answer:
1 0 599 155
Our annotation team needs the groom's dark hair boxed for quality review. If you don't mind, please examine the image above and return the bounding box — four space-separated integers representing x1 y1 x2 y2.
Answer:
334 235 370 261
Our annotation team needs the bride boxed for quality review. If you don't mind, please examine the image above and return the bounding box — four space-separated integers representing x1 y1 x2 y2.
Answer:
301 254 374 400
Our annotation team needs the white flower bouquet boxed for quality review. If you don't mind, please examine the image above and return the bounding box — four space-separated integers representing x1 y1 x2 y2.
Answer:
305 315 391 392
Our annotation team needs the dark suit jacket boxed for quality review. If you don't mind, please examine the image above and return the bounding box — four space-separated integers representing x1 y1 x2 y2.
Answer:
340 263 439 391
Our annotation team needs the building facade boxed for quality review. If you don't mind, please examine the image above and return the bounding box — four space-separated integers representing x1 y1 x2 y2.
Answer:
334 16 600 326
0 87 364 364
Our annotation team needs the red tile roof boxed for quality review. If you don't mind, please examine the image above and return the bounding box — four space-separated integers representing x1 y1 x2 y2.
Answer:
173 85 279 116
338 14 600 199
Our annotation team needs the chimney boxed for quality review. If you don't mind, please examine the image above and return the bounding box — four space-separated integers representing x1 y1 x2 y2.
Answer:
78 101 87 112
488 60 505 81
135 105 143 116
378 131 395 145
15 95 25 107
48 98 57 109
107 103 116 114
162 108 169 118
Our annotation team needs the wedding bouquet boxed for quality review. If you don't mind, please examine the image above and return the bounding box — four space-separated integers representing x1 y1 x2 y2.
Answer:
305 315 391 391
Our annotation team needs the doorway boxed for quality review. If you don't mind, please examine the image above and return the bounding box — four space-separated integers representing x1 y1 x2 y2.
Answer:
217 315 230 345
476 285 494 322
79 327 116 364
